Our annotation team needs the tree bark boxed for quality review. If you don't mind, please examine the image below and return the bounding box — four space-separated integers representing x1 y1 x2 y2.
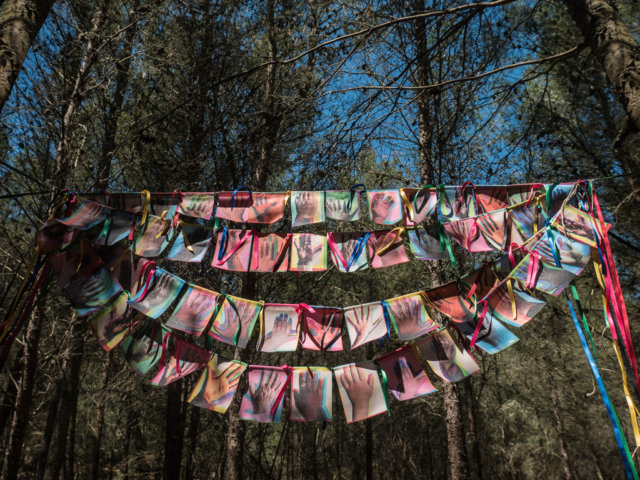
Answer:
1 304 46 480
63 396 78 480
464 378 483 480
42 314 86 480
162 379 184 480
563 0 640 135
183 395 200 480
551 391 574 480
35 379 62 480
0 346 22 448
89 351 112 480
0 0 56 114
443 383 470 480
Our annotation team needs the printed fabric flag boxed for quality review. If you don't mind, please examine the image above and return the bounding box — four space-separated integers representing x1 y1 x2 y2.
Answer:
212 229 255 272
407 225 448 261
485 279 546 328
507 183 547 206
167 223 214 263
344 301 388 349
177 193 216 220
37 219 81 255
215 192 287 224
132 214 174 258
291 234 327 272
367 190 402 225
94 244 126 270
127 268 186 318
385 293 436 341
49 239 102 288
209 295 262 348
109 250 154 297
509 253 576 297
416 329 480 382
423 281 476 324
509 202 545 243
151 335 210 387
121 317 170 376
531 227 592 276
328 232 369 273
292 191 325 226
239 366 290 423
188 354 248 413
325 190 360 221
56 200 109 230
474 186 508 214
439 186 473 221
290 367 333 422
550 203 600 248
77 193 106 205
375 346 436 401
250 233 290 272
367 230 409 268
401 187 437 226
460 266 500 300
455 314 519 355
546 183 578 218
334 362 388 423
300 306 343 351
148 193 179 217
444 218 493 253
166 285 218 336
88 291 139 351
214 191 249 223
64 268 122 316
92 210 139 246
477 209 508 251
258 304 300 352
105 193 143 212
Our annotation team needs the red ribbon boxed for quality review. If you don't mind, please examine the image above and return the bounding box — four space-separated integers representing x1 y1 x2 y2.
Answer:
136 262 156 302
508 243 528 269
217 230 256 266
327 233 349 269
525 251 540 289
160 331 182 375
524 183 545 208
269 365 294 418
457 182 488 215
470 299 489 348
466 218 479 251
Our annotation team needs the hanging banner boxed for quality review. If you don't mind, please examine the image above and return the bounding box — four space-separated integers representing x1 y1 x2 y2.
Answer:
416 329 480 382
166 285 218 336
407 225 448 261
167 223 214 263
300 306 343 351
292 191 325 226
151 335 209 386
121 318 170 376
258 304 300 352
290 366 333 422
212 229 255 272
209 295 262 348
88 292 139 351
64 268 122 316
290 234 327 272
56 200 109 230
344 302 388 349
400 187 437 226
37 220 81 255
188 354 247 413
367 229 409 268
325 190 360 221
250 233 290 272
49 239 103 288
367 190 402 225
127 268 186 318
375 345 436 401
334 362 388 423
239 366 290 423
328 232 369 272
177 193 216 220
132 214 174 258
385 293 436 341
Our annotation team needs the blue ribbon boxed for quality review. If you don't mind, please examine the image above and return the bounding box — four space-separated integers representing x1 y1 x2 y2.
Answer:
380 300 391 340
346 232 370 272
347 184 366 211
231 186 252 209
217 226 228 262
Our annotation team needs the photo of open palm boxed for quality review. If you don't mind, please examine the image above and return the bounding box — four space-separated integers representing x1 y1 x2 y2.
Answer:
247 193 285 223
335 362 387 423
212 298 260 347
166 286 217 335
291 234 326 271
65 269 121 316
260 308 300 352
292 191 323 226
240 368 287 423
368 191 401 224
477 210 507 251
345 303 386 349
302 308 343 351
254 234 289 272
178 193 215 220
326 192 359 221
203 361 245 407
59 200 108 230
408 226 448 260
388 294 434 340
374 348 436 402
291 369 330 422
128 269 185 318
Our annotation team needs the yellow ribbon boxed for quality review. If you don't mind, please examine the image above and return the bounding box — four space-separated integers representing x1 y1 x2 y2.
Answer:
410 342 423 363
49 192 70 219
110 246 132 274
504 276 532 321
256 300 266 351
613 340 640 446
75 239 84 273
140 190 151 226
534 197 542 235
155 209 171 239
399 189 414 221
284 191 292 210
376 227 405 256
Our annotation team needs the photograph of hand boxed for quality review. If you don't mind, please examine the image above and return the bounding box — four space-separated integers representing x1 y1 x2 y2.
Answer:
128 268 186 318
291 234 327 271
440 186 472 220
329 232 368 272
166 285 217 336
292 191 324 226
402 188 437 225
344 302 387 349
474 186 508 214
477 210 507 251
510 253 576 297
213 229 253 272
214 191 249 223
246 193 286 224
387 294 435 340
253 233 290 272
530 230 591 275
177 193 216 220
376 347 436 401
88 291 134 351
38 219 80 255
290 368 332 422
121 318 171 377
147 194 178 217
300 307 343 351
454 313 519 354
189 355 247 413
335 362 387 423
151 341 209 387
65 268 122 316
423 282 476 324
367 190 402 224
210 296 261 347
486 280 546 328
407 226 448 261
260 306 300 352
167 224 214 263
58 200 108 230
325 191 359 221
444 218 493 253
417 330 480 383
240 367 288 423
132 214 174 258
49 239 102 288
553 204 598 247
367 230 409 268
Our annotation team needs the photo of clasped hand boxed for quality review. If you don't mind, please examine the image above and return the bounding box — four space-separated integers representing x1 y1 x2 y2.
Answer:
249 369 284 421
339 364 374 422
392 357 432 401
293 371 327 422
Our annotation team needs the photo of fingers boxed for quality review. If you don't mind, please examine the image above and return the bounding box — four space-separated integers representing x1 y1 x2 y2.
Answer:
240 366 290 423
127 268 186 318
300 306 343 351
344 302 389 349
252 233 290 272
188 355 247 413
367 230 409 268
88 291 138 351
259 304 301 352
57 200 109 230
121 317 171 377
400 187 437 226
132 214 175 258
375 346 436 401
166 285 218 336
416 329 480 383
291 191 325 226
167 223 214 263
290 233 327 272
327 231 369 272
335 362 388 423
151 337 209 387
325 190 360 221
290 367 332 422
212 228 254 272
209 295 262 348
64 268 123 316
385 293 436 341
367 190 402 225
177 193 216 220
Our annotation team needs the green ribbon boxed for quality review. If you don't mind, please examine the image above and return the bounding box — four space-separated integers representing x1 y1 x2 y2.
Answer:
373 360 391 416
207 293 241 350
438 221 457 267
100 210 113 241
545 182 560 213
570 282 600 367
413 184 436 215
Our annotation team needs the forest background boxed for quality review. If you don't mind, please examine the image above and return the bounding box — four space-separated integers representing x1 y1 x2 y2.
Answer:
0 0 639 479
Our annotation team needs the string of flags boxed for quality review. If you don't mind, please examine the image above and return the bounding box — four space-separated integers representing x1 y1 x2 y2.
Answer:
0 180 639 478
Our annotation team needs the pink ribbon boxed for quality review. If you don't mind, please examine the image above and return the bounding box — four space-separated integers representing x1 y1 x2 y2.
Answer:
508 243 528 269
457 182 488 215
136 262 157 302
525 251 540 289
159 331 182 375
524 183 545 208
216 229 256 266
465 262 492 299
269 365 294 418
327 233 349 269
466 219 479 251
470 299 489 348
295 303 316 316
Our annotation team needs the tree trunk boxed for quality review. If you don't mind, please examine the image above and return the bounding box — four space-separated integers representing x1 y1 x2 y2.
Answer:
42 314 86 480
563 0 640 136
464 378 482 480
90 351 112 480
64 397 78 480
162 379 185 480
1 304 46 480
35 380 63 480
551 391 573 480
0 0 56 113
0 347 22 447
443 383 470 480
183 396 200 480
